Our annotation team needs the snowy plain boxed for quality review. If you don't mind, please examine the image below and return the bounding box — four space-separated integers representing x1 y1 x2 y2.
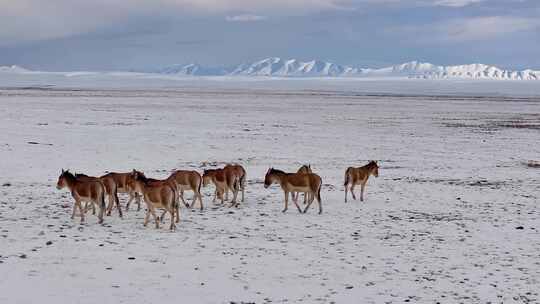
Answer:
0 75 539 304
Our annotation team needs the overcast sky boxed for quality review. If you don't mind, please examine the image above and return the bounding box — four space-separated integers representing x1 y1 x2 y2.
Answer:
0 0 539 70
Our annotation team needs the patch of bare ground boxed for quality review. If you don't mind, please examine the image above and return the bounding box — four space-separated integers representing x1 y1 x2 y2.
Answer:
525 160 540 168
442 113 540 132
393 177 508 188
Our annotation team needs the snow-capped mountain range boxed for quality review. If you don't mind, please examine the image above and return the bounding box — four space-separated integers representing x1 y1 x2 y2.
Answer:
2 58 539 80
152 58 540 80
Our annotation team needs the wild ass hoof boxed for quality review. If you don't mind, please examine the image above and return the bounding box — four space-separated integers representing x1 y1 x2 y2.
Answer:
282 208 288 213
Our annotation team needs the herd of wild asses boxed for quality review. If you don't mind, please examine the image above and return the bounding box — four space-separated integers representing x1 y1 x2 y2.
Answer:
56 161 379 230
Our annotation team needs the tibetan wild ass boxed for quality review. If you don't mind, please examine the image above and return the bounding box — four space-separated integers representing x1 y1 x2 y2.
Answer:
75 173 123 218
129 170 178 231
56 169 106 224
264 168 322 214
344 161 379 203
169 170 204 211
202 167 242 207
291 164 312 204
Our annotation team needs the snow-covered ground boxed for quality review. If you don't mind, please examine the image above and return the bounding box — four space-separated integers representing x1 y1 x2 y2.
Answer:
0 85 539 303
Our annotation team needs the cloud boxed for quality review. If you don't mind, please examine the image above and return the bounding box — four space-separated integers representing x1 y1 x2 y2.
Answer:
441 16 540 41
226 14 267 22
0 0 536 46
434 0 485 7
0 0 351 45
388 15 540 43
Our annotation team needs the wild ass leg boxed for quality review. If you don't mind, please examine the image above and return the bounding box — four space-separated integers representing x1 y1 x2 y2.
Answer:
303 193 315 214
143 211 150 227
317 190 322 215
344 183 349 203
282 191 289 213
168 207 176 231
179 190 190 208
291 192 303 213
126 193 134 211
241 180 245 202
195 190 204 211
71 203 77 219
136 193 141 211
97 200 105 224
218 188 225 205
148 206 159 229
159 209 167 223
360 183 366 202
175 203 180 223
106 194 114 216
228 186 237 207
115 193 123 218
75 200 85 223
126 192 141 211
351 184 357 200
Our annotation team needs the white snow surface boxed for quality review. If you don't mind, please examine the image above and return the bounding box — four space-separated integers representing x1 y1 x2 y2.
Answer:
0 86 539 303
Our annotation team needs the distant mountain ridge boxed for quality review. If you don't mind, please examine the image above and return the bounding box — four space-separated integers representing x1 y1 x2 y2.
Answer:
2 59 539 80
155 58 540 80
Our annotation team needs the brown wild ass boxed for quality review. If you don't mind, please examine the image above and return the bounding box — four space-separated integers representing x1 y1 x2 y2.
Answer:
202 167 241 207
98 172 142 212
264 168 323 214
291 164 312 204
56 169 106 224
129 170 178 231
344 161 379 203
129 170 182 221
75 173 123 218
222 164 246 203
169 170 204 211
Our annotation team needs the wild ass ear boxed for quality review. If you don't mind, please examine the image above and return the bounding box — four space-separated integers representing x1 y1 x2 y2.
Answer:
61 168 64 173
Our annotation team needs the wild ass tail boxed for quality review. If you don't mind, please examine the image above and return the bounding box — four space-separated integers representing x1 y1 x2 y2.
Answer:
344 168 351 186
240 172 246 190
100 185 106 209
